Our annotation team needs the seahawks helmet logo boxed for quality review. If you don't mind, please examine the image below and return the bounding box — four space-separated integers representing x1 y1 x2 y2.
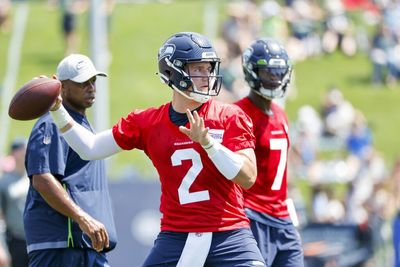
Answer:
242 47 252 63
159 44 175 60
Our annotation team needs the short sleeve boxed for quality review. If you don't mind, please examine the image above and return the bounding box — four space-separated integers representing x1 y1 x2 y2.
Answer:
112 110 144 151
26 121 67 179
223 105 255 152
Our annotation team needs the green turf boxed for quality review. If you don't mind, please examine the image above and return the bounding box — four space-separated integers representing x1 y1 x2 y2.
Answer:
1 1 399 178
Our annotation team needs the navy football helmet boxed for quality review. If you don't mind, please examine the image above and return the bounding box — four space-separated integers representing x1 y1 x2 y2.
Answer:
242 38 292 100
158 32 222 103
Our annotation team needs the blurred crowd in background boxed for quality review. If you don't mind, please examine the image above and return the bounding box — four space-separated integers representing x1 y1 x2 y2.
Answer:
216 0 400 95
1 0 400 266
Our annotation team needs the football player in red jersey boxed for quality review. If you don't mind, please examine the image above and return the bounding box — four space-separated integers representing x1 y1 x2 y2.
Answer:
49 32 265 266
235 38 304 267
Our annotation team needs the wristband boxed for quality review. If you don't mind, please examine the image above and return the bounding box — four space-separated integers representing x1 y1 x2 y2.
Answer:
201 137 217 157
50 104 73 129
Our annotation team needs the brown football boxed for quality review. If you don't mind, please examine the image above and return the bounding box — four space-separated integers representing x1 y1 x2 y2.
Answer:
8 77 61 121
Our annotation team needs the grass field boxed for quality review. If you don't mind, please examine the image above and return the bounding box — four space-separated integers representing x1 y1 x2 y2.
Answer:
1 1 399 178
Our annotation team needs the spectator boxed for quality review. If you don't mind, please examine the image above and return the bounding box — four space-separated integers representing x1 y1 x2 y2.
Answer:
57 0 88 55
290 105 322 173
0 138 29 267
321 86 355 139
259 0 289 43
391 156 400 267
284 0 323 61
103 0 115 35
311 185 345 223
322 0 357 56
214 38 246 102
370 23 397 86
346 110 373 160
345 149 386 225
0 0 11 33
220 1 259 59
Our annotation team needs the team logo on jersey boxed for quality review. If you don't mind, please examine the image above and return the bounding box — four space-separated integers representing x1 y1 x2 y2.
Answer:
208 129 224 143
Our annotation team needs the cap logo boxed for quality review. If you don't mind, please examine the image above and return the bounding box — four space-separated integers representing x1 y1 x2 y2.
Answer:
76 60 86 70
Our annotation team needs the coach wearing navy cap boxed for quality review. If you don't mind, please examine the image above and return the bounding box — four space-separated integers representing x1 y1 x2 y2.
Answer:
24 54 117 267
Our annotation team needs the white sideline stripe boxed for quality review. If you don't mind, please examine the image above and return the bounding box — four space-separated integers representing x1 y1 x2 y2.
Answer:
0 3 29 156
177 232 212 267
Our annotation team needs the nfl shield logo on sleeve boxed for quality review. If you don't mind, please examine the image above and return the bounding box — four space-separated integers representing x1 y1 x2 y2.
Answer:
43 135 51 145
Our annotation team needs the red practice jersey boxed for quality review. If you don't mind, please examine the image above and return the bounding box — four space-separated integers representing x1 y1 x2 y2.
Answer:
235 97 290 218
112 99 255 232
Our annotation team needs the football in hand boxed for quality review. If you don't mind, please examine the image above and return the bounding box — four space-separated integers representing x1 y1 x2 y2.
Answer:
8 77 61 121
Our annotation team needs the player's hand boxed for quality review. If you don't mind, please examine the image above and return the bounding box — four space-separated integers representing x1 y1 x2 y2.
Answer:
50 95 63 111
179 109 210 146
76 213 110 252
50 74 63 111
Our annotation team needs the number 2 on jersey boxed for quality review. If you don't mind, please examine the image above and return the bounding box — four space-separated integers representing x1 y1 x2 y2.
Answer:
171 148 210 205
270 138 288 190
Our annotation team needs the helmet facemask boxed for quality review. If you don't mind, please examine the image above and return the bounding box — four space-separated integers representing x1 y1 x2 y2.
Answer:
256 65 292 100
161 57 222 103
185 60 222 103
